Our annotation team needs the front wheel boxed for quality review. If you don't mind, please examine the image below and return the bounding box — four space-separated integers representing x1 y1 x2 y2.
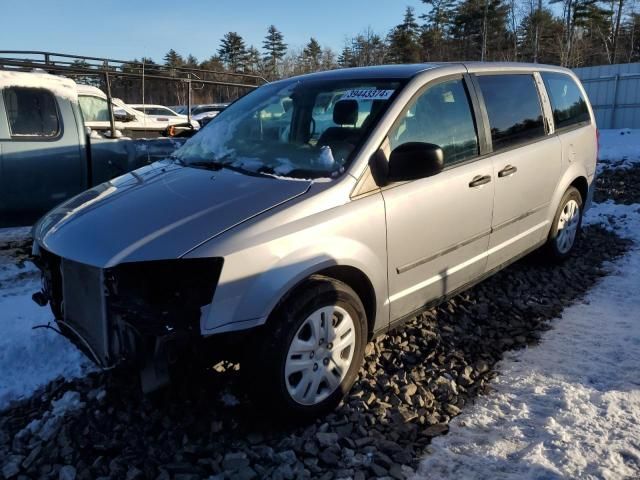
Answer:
545 186 583 260
248 275 367 419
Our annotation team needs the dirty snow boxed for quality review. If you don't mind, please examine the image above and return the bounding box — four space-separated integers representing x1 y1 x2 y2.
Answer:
0 70 78 101
415 202 640 479
16 390 86 443
0 228 92 411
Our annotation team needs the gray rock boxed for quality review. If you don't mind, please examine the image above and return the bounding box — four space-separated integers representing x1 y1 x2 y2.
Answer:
58 465 77 480
316 432 339 448
222 452 249 471
276 449 297 465
2 456 22 479
319 449 340 466
423 423 449 436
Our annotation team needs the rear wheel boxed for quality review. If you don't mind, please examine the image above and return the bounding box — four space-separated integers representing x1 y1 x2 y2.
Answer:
248 275 367 419
545 186 583 260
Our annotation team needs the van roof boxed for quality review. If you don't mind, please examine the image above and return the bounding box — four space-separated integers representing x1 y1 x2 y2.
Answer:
277 62 574 83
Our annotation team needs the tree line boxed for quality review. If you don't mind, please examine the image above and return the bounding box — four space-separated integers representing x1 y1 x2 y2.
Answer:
105 0 640 105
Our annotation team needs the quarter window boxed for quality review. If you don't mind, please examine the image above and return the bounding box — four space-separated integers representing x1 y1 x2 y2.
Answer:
476 74 545 150
78 95 110 122
389 78 479 166
541 72 590 129
4 87 60 138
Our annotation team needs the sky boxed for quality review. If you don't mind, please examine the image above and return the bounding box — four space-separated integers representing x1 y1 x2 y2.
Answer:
2 0 426 64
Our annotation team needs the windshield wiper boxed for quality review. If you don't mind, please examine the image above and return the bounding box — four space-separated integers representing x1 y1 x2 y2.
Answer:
186 157 275 180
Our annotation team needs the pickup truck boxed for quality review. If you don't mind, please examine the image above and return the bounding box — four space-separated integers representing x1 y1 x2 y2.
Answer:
77 85 200 138
0 70 185 227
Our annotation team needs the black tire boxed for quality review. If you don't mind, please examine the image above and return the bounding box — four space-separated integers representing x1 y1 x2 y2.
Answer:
247 275 367 420
545 186 583 261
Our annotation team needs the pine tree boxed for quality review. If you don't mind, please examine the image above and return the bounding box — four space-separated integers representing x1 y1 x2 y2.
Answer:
301 38 323 71
450 0 510 61
163 49 184 68
184 54 199 68
421 0 458 60
388 7 422 63
218 32 248 72
338 46 355 67
262 25 288 77
246 46 262 73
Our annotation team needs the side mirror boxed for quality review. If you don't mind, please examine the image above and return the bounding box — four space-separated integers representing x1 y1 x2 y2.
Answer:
388 142 444 182
114 111 136 123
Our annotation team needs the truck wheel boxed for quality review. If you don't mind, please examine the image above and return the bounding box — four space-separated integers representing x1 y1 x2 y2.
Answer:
249 275 367 419
545 186 583 261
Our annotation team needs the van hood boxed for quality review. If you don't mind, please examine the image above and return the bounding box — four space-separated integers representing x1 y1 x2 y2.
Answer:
35 161 311 267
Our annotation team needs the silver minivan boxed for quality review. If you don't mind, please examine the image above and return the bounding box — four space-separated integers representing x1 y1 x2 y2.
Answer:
32 62 597 417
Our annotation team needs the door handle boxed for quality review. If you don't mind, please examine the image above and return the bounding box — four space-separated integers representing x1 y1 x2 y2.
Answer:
469 175 492 188
498 165 518 177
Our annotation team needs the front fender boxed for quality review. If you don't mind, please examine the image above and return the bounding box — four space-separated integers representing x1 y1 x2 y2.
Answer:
189 191 389 335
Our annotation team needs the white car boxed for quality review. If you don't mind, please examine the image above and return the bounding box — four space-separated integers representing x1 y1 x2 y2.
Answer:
76 85 199 137
129 104 189 123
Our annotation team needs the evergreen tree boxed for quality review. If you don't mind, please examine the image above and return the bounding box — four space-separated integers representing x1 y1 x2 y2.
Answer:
184 54 199 68
421 0 458 60
388 7 422 63
246 46 263 73
163 49 184 68
338 46 355 67
218 32 248 71
301 38 323 71
262 25 288 77
519 7 564 63
450 0 510 60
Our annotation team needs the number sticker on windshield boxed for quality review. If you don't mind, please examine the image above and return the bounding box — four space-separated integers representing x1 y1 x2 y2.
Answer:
340 89 395 101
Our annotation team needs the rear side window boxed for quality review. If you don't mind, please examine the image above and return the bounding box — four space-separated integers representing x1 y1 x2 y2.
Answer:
476 74 545 151
78 95 110 122
541 72 590 129
3 87 60 138
390 78 479 166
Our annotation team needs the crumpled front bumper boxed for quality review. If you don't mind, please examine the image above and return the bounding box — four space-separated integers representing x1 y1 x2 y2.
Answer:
32 246 223 372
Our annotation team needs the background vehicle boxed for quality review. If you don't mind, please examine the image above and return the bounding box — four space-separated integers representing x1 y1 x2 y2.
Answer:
129 104 191 123
32 63 597 418
191 103 229 126
77 85 200 137
0 71 185 226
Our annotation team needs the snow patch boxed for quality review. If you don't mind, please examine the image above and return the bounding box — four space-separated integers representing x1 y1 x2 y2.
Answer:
0 70 78 102
0 228 93 411
598 128 640 169
414 201 640 480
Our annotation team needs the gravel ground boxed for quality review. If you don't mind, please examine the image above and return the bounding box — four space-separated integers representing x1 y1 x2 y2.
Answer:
595 163 640 204
0 222 630 480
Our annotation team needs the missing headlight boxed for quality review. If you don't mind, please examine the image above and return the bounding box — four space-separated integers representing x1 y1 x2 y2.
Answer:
105 257 223 336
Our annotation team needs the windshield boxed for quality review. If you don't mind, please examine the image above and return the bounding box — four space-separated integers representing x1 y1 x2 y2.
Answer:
174 78 403 179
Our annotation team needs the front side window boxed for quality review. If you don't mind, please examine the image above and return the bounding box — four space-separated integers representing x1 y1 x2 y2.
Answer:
4 87 60 137
476 74 545 151
175 79 403 178
541 72 590 129
389 78 479 166
78 95 110 122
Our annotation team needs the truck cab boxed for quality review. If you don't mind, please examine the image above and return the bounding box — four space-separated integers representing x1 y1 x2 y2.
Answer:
0 71 186 227
0 71 88 226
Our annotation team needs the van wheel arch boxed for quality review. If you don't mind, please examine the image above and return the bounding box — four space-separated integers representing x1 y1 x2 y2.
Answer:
570 176 588 204
268 266 376 340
